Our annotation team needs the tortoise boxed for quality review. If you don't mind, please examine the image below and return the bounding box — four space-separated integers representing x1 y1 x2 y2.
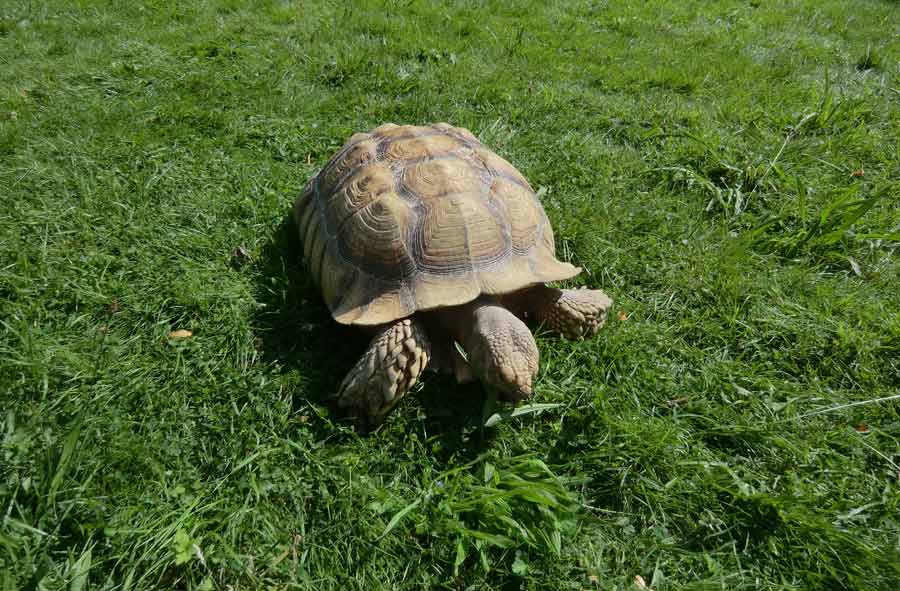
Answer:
294 122 612 426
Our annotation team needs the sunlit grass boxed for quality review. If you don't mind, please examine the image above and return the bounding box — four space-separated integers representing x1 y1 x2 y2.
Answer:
2 1 899 589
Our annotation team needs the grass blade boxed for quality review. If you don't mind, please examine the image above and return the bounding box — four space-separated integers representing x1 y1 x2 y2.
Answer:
484 403 563 427
378 499 422 540
69 546 92 591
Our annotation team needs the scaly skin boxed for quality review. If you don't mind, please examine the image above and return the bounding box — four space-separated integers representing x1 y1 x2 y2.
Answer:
437 297 539 402
334 318 431 429
337 287 611 426
509 285 613 340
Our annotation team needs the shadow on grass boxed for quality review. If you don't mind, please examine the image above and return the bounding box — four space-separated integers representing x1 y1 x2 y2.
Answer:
250 214 360 441
251 213 496 457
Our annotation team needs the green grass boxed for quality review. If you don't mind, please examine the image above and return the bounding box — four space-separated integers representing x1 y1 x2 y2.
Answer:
2 0 899 588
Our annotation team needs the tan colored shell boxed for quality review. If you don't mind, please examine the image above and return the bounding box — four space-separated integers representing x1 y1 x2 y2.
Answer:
294 122 580 325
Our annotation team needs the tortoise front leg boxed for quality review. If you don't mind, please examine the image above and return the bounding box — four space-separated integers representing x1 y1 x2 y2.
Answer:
509 285 613 340
334 318 431 428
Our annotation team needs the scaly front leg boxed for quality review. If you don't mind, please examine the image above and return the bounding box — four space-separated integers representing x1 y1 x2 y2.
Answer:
334 318 431 429
511 285 613 340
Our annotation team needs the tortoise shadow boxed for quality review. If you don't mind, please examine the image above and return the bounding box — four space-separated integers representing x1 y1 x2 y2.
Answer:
250 214 359 442
408 377 500 462
251 214 497 459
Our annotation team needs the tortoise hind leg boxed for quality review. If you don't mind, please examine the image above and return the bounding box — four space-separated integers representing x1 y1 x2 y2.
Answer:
509 285 613 340
334 318 431 429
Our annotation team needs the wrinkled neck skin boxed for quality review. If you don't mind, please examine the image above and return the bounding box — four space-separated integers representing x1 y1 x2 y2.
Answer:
436 296 498 352
435 296 539 401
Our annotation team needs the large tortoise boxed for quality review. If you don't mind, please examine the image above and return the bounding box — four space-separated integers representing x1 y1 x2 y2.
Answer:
294 123 612 426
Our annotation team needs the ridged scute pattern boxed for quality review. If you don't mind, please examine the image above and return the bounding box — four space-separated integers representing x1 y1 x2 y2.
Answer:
295 123 580 325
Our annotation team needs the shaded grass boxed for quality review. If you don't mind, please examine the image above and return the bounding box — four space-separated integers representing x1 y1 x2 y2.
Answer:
2 0 899 589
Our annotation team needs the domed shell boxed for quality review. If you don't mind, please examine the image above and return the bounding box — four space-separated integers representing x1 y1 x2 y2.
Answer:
294 122 580 325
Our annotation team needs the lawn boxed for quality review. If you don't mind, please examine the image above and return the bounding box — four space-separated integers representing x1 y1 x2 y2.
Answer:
2 0 899 589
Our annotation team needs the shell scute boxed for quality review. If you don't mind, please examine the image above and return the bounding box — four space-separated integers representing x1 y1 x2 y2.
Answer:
318 138 378 197
489 176 545 254
384 134 463 162
336 195 417 281
475 147 532 189
416 195 508 275
323 164 396 235
401 158 487 201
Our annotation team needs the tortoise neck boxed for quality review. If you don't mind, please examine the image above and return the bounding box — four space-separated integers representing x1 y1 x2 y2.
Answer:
434 295 503 348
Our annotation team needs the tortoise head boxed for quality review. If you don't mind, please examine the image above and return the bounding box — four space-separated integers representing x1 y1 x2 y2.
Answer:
460 300 539 402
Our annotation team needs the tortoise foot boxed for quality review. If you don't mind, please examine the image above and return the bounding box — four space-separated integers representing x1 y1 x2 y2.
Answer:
526 286 613 340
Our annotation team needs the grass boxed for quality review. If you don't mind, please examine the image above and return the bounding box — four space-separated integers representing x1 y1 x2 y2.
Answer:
1 0 899 588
